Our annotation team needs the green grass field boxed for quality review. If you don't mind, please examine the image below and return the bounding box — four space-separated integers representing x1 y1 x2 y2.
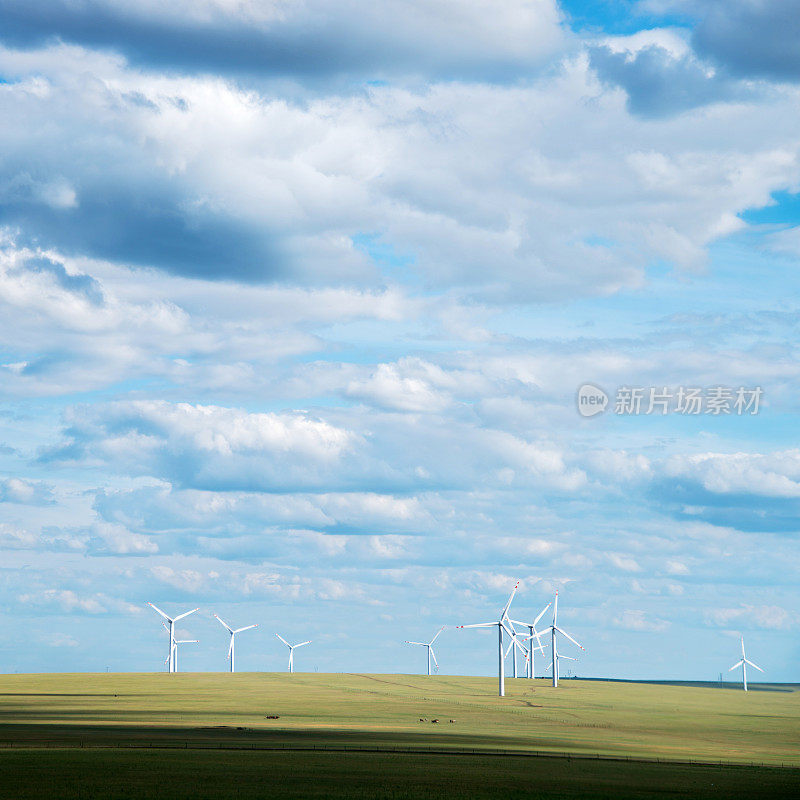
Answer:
0 672 798 798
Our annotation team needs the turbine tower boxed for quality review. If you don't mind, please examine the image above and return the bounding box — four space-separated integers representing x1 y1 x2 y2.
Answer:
275 633 311 673
545 652 577 678
405 626 445 675
214 614 258 673
548 591 584 687
457 580 529 697
509 601 551 679
729 635 764 692
147 602 198 673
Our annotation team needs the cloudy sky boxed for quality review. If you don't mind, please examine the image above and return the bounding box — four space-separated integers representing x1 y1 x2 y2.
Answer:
1 0 799 680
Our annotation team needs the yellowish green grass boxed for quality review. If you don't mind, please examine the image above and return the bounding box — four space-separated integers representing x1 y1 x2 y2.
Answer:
1 673 798 766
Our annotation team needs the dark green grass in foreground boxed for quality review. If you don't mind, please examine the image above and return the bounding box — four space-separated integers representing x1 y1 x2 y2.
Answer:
0 749 798 800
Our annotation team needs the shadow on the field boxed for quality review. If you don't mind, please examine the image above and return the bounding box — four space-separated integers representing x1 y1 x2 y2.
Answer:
0 722 603 756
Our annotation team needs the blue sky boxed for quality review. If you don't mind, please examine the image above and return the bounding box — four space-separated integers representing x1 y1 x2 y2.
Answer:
0 0 799 681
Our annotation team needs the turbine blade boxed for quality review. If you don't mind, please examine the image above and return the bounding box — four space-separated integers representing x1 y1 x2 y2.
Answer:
526 633 546 652
457 622 495 628
558 654 577 661
227 638 234 658
213 614 234 633
729 660 744 671
173 608 199 622
520 632 546 650
500 580 520 620
275 633 290 647
533 603 552 627
147 602 171 622
406 641 426 646
295 641 311 648
234 624 257 634
430 626 446 644
745 659 764 673
555 625 584 651
507 603 551 628
430 647 439 668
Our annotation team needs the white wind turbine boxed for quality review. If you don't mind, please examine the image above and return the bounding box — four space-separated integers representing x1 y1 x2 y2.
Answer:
275 634 311 673
457 580 530 697
405 626 445 675
548 591 584 687
147 603 198 673
729 635 764 692
509 601 551 679
166 627 198 673
214 614 258 673
503 623 534 679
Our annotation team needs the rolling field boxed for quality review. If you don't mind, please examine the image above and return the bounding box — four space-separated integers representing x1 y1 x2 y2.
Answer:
0 672 798 798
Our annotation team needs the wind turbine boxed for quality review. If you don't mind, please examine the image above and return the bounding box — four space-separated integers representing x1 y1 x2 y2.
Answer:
729 635 764 692
405 626 445 675
166 628 198 673
548 590 584 687
275 634 311 673
509 601 551 679
147 602 198 673
457 580 529 697
214 614 258 673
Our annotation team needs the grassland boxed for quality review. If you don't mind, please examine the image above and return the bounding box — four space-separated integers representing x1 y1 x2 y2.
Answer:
0 672 798 798
2 749 799 800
